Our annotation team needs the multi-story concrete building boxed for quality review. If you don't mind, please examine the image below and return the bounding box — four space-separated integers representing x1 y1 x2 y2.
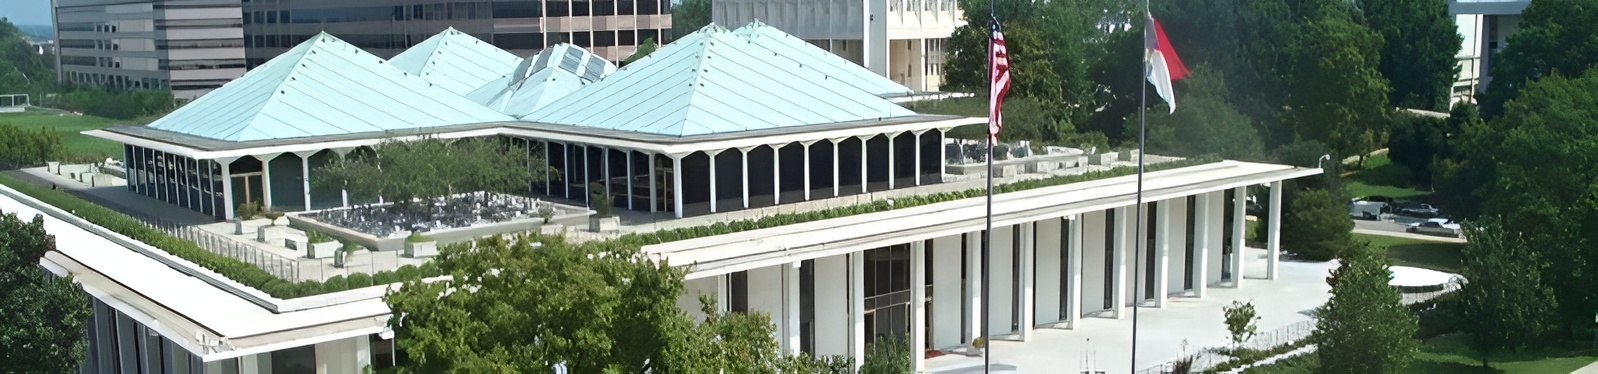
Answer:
53 0 248 99
1448 0 1528 105
52 0 670 99
27 24 1321 373
711 0 961 92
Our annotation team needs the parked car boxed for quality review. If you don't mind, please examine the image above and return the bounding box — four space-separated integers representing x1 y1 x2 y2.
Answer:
1395 202 1440 217
1349 200 1385 220
1406 219 1461 237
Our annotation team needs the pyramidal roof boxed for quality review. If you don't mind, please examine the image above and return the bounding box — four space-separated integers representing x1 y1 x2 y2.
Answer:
522 24 916 137
731 21 912 97
146 33 513 142
389 28 523 96
472 44 618 117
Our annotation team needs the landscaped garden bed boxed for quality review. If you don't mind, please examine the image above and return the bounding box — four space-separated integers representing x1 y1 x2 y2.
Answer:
291 192 589 251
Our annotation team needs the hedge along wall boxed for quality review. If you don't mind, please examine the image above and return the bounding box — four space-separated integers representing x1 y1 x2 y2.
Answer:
0 156 1217 298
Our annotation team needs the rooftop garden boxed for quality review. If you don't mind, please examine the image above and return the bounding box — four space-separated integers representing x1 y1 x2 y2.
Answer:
0 155 1220 299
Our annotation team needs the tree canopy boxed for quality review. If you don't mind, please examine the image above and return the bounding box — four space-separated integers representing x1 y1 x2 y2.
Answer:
315 138 543 204
671 0 711 40
1315 243 1418 374
0 211 90 373
1358 0 1462 110
1287 13 1391 161
1458 218 1557 367
1479 0 1598 117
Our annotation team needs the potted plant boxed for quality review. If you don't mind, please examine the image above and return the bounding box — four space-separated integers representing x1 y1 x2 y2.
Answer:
587 182 620 232
538 206 556 224
263 209 289 226
333 241 362 268
305 230 340 259
404 231 437 258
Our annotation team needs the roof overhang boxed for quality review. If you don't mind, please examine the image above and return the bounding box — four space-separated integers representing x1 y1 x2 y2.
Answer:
643 160 1323 280
86 115 985 161
2 187 391 362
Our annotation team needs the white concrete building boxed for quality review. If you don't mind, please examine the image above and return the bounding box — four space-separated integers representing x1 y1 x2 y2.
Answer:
1448 0 1528 105
27 24 1322 373
712 0 963 92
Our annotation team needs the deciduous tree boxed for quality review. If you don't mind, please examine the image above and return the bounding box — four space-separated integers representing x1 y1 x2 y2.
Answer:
0 211 90 373
1287 14 1391 162
1359 0 1462 110
316 138 542 204
1458 218 1557 368
1315 243 1417 374
1479 0 1598 117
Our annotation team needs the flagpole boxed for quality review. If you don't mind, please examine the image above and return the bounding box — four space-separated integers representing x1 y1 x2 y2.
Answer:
1131 6 1150 373
984 1 997 373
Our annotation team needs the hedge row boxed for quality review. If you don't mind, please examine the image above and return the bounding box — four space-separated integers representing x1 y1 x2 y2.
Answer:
619 157 1218 246
0 174 440 299
1203 338 1313 373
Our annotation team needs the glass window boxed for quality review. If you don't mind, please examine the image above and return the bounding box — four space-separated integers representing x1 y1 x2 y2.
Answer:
594 30 616 47
573 0 591 16
594 0 614 16
493 0 542 18
494 32 545 50
572 31 591 48
618 30 635 45
617 0 633 15
547 0 569 17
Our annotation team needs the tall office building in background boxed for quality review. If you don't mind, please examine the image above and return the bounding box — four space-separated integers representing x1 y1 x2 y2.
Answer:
54 0 672 99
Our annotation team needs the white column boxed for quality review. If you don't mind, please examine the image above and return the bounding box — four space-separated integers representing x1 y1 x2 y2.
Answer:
1154 202 1171 307
258 153 281 209
627 151 634 210
1018 222 1035 340
919 38 929 91
849 252 866 370
1067 214 1083 328
1230 187 1246 288
887 134 896 189
931 235 964 348
965 232 983 341
773 145 781 205
859 136 869 193
786 261 802 355
603 146 611 200
583 145 592 204
295 151 316 211
545 141 553 195
649 153 658 212
219 158 236 219
1267 181 1283 280
740 148 750 209
1111 207 1129 317
938 130 948 182
341 189 348 207
910 240 928 372
1034 219 1063 326
802 142 813 201
1195 192 1212 298
815 256 850 356
832 139 841 197
716 274 730 315
913 131 924 186
709 150 721 212
672 155 685 218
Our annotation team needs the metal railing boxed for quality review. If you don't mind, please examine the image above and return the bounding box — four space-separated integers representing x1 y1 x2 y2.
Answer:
1137 319 1318 374
140 217 302 281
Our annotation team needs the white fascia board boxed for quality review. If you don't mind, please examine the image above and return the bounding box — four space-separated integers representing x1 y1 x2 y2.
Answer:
651 117 986 156
664 162 1321 279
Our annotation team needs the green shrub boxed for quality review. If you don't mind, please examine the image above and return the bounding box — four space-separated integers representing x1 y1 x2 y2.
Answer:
236 201 262 220
406 232 433 243
419 261 441 277
859 335 912 374
306 230 335 244
347 272 373 288
395 264 420 280
294 280 323 296
372 270 398 285
323 275 348 292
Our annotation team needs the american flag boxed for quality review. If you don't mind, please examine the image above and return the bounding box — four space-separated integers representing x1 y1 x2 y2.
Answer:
989 22 1011 141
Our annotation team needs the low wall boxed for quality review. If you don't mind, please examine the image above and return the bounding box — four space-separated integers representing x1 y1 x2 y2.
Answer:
289 202 592 252
946 153 1089 177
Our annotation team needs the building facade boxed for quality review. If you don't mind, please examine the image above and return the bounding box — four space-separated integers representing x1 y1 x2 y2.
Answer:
52 0 670 99
54 0 248 99
1448 0 1527 105
711 0 961 92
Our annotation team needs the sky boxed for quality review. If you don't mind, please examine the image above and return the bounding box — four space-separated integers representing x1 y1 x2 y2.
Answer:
0 0 53 26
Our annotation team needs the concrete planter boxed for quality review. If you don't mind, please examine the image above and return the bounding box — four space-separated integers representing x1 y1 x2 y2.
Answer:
404 241 438 258
540 224 565 236
257 226 285 246
234 218 272 235
47 161 60 174
333 250 349 268
272 216 291 226
307 241 340 259
589 216 620 233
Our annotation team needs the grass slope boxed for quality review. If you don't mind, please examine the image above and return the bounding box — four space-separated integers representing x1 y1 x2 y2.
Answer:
1354 233 1464 273
0 111 123 160
1345 154 1432 202
1245 334 1597 373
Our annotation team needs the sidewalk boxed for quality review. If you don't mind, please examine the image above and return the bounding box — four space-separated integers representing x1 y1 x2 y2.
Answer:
1573 360 1598 374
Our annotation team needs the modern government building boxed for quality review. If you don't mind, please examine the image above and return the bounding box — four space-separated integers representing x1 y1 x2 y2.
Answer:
12 22 1321 373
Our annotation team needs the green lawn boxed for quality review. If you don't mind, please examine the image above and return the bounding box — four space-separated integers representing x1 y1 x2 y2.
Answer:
1355 233 1464 273
1244 334 1596 373
0 110 124 161
1345 153 1432 202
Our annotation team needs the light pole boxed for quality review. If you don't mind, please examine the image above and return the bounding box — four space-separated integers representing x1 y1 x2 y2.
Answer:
1316 154 1331 169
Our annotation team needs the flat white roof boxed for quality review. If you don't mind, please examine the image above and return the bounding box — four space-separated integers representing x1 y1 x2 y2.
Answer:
2 186 389 362
644 160 1322 279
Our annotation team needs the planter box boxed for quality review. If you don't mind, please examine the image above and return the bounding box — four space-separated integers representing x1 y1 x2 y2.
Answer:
306 241 340 259
47 161 59 174
272 217 290 226
257 226 286 246
404 241 438 258
235 218 272 235
334 251 348 268
589 216 620 233
540 224 565 236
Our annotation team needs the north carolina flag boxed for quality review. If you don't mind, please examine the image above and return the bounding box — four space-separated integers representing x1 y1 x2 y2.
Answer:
1146 15 1189 113
989 22 1011 141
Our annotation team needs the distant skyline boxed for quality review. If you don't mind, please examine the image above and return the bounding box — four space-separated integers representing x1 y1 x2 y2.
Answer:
1 0 52 26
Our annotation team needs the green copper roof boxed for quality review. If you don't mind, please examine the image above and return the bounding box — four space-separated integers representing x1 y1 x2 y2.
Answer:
389 28 523 96
522 23 916 137
472 44 617 117
145 33 513 142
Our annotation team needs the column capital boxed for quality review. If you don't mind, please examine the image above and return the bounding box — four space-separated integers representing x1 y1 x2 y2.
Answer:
256 152 284 161
292 150 318 158
912 129 931 135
